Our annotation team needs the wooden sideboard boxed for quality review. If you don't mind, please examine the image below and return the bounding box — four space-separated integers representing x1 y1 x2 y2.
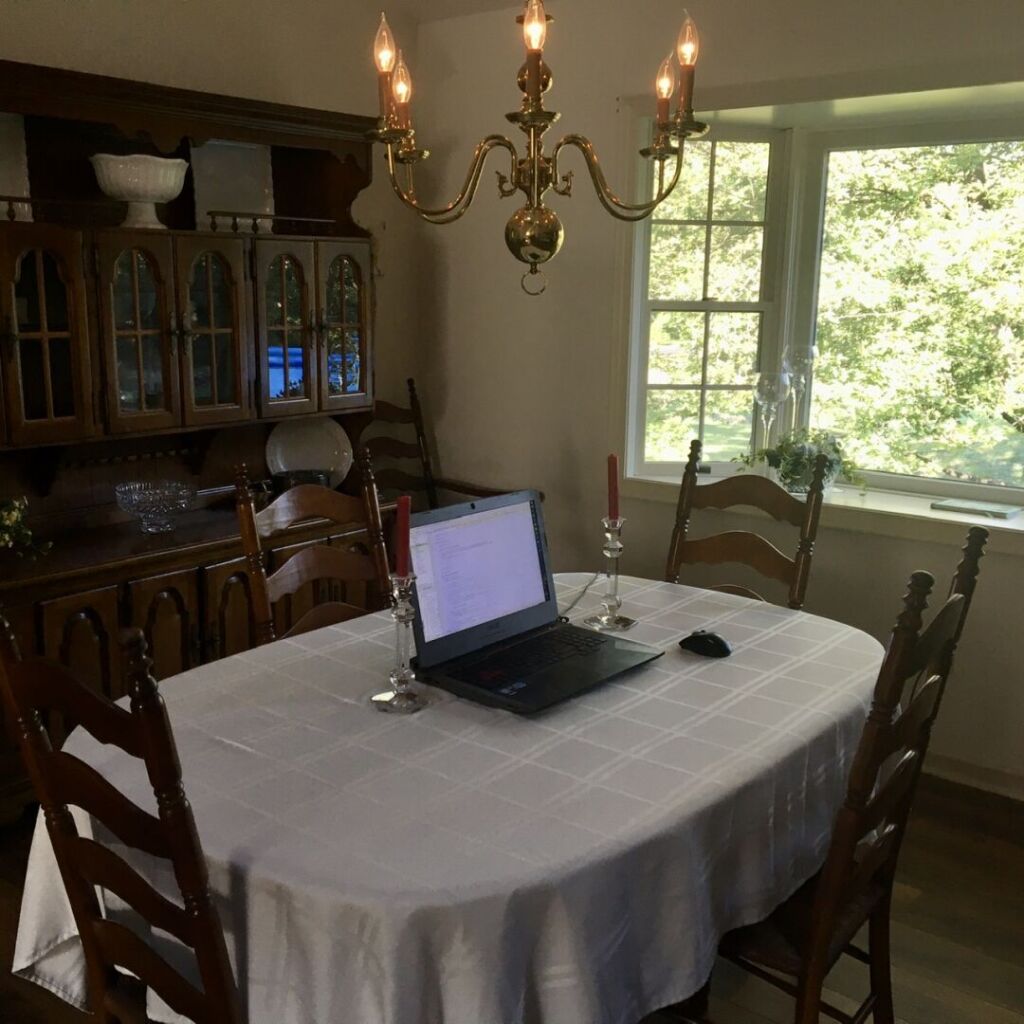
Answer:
0 496 395 824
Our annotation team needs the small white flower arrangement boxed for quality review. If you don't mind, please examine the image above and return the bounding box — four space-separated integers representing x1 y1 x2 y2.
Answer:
0 497 49 557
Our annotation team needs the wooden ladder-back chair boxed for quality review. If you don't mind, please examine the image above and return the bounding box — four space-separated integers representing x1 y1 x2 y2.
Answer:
715 526 989 1024
361 377 512 510
236 446 391 644
0 626 242 1024
665 438 829 610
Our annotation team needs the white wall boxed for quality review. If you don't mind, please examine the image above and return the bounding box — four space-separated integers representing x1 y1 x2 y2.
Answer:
0 0 421 403
410 1 1024 796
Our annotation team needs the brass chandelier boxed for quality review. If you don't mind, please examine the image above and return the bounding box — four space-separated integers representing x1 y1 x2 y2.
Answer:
371 1 709 294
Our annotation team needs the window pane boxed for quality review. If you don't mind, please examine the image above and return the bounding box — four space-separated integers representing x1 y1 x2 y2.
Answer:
117 335 140 411
267 329 285 399
15 252 41 332
210 255 232 328
135 252 159 329
265 256 283 327
141 334 165 410
113 252 135 329
215 333 237 404
41 253 68 331
645 389 700 462
648 311 704 384
345 329 361 391
192 333 213 405
703 388 754 461
326 258 343 324
707 225 763 301
286 340 307 396
811 141 1024 487
713 141 770 222
706 312 760 385
649 224 706 301
655 140 710 221
189 254 211 329
18 339 46 419
326 327 343 396
49 338 73 417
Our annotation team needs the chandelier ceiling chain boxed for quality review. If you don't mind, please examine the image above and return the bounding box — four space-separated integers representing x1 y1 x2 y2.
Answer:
370 2 709 294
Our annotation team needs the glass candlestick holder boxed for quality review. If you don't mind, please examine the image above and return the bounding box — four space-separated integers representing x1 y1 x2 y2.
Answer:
584 517 637 632
370 573 428 714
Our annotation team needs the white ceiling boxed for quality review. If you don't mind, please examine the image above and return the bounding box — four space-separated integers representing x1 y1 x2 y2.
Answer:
388 0 520 23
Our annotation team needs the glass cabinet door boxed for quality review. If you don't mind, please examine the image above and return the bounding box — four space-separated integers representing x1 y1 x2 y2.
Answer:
96 232 179 433
316 240 373 412
255 240 317 417
0 224 95 444
175 235 251 426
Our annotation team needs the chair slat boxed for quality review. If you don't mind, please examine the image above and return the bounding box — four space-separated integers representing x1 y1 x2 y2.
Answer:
676 530 795 586
254 485 367 537
93 918 207 1023
266 545 380 603
365 435 421 460
372 399 417 424
372 467 429 493
880 674 943 763
72 835 193 946
843 824 899 904
8 660 143 757
46 751 170 859
693 473 807 526
908 593 964 675
861 749 920 836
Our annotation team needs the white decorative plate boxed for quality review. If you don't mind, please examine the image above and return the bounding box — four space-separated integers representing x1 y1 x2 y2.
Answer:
266 418 353 489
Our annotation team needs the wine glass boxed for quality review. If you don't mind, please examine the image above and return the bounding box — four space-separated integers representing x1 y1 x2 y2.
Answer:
755 370 791 446
783 343 818 424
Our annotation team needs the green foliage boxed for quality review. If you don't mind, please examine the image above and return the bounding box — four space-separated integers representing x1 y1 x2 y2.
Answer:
812 141 1024 487
737 428 860 491
0 497 49 558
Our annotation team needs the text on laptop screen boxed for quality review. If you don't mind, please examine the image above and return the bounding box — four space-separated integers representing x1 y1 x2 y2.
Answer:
410 501 548 643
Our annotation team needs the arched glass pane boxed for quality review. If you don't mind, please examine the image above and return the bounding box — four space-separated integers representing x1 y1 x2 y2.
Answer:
142 335 165 409
265 255 284 327
345 329 361 391
15 251 41 332
267 330 286 399
210 254 232 328
117 336 140 411
41 253 68 331
19 339 46 418
215 334 237 404
283 257 303 327
113 251 135 329
192 334 213 405
135 251 159 329
326 258 342 324
326 327 343 397
342 258 361 323
188 253 211 329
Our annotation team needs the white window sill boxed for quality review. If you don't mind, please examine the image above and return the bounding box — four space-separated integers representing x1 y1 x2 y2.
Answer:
624 475 1024 557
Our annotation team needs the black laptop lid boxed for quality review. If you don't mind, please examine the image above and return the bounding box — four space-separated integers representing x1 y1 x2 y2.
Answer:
409 491 558 669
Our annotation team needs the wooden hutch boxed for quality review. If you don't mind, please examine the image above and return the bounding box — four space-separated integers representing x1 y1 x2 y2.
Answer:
0 61 385 821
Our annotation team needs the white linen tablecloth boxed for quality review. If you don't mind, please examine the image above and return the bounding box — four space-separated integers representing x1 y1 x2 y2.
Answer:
14 575 883 1024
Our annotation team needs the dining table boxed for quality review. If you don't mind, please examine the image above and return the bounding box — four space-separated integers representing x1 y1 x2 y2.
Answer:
13 574 884 1024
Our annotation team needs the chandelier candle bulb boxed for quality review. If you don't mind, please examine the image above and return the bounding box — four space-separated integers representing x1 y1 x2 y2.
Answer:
392 51 413 130
656 55 676 125
394 494 411 577
374 12 398 122
607 453 620 521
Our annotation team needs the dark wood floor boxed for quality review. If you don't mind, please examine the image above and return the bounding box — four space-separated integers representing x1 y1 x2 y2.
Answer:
3 797 1023 1024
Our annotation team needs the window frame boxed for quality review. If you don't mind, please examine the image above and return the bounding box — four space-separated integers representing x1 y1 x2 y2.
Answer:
627 123 792 481
628 111 1024 502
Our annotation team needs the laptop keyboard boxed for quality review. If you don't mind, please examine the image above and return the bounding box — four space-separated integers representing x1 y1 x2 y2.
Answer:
447 628 606 689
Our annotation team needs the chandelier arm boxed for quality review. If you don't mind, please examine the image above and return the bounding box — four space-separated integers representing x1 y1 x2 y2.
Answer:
551 134 684 222
384 135 519 225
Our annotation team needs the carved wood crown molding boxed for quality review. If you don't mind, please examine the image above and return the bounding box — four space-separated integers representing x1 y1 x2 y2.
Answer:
0 59 376 157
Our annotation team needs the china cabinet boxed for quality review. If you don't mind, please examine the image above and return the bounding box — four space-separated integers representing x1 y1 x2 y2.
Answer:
127 567 201 680
0 222 95 444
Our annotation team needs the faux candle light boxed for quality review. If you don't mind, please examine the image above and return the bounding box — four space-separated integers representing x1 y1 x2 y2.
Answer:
607 454 620 521
395 495 411 576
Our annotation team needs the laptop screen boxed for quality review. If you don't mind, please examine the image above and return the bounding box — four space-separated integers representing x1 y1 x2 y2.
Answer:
409 491 558 668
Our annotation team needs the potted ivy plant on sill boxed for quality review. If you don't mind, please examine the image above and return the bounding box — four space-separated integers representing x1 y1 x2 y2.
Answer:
737 428 861 495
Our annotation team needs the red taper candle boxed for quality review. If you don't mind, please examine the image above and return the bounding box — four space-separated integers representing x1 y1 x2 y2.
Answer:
394 495 411 576
607 453 620 521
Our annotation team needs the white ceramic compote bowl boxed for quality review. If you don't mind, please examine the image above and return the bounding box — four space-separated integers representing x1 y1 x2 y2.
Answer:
91 154 188 230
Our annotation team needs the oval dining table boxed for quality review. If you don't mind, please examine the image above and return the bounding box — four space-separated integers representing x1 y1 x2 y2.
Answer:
13 574 884 1024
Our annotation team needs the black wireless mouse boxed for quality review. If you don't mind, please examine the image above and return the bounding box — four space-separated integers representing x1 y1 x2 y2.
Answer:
678 630 732 658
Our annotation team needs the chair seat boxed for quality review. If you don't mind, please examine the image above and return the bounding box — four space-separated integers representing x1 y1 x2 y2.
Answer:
720 874 887 976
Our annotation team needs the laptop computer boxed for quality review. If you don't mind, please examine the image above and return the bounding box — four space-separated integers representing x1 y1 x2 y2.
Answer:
409 490 662 714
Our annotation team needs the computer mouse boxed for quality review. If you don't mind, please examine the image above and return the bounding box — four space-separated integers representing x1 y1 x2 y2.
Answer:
678 630 732 658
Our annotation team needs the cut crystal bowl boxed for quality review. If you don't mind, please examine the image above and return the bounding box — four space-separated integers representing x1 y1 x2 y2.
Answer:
115 481 196 534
